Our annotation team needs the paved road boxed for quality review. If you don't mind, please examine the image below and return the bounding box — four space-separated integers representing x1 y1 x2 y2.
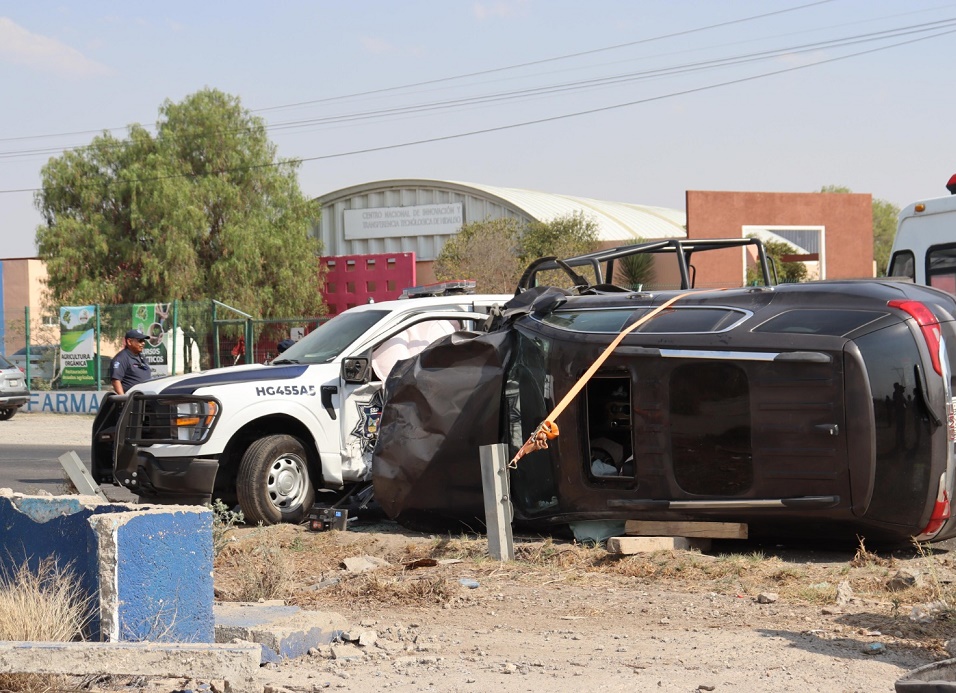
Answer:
0 442 92 493
0 413 135 501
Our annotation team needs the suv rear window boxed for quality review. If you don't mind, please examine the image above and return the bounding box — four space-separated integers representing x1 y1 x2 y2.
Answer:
753 309 885 337
540 307 749 334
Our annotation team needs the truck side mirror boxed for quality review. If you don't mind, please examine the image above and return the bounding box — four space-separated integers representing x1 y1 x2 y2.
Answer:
342 357 371 384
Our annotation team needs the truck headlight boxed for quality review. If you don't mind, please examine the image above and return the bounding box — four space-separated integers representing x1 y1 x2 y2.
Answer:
175 400 219 442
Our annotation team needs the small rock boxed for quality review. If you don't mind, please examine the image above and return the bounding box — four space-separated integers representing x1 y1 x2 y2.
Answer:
359 631 378 647
375 639 404 653
459 578 480 589
887 568 921 592
911 601 947 623
836 580 854 606
342 555 390 573
757 592 778 604
863 642 885 655
330 644 364 660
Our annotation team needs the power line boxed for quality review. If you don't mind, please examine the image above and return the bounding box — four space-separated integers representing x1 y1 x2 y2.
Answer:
2 15 954 163
0 0 837 145
1 23 950 195
253 0 837 114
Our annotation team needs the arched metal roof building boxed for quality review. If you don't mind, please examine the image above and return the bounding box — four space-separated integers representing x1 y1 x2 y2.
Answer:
312 179 686 261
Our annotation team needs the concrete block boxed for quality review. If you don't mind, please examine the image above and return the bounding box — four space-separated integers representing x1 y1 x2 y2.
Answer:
215 602 347 663
0 641 260 693
90 507 214 643
0 491 132 640
606 536 712 554
0 492 213 643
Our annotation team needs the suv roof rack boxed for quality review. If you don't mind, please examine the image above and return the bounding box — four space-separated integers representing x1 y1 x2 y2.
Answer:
400 280 477 299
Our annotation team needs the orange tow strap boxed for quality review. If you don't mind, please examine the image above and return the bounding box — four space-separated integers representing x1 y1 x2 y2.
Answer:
508 289 723 468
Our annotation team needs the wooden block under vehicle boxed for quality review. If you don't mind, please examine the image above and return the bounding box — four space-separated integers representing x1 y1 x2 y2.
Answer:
606 536 712 554
624 520 748 539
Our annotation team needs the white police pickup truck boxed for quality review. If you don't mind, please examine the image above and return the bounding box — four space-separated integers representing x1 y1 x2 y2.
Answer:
91 284 511 524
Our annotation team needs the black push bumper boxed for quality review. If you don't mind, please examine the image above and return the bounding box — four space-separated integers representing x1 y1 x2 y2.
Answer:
114 449 220 505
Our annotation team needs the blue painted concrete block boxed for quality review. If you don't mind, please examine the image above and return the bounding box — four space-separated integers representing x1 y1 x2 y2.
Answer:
93 509 215 643
214 603 347 663
0 494 128 640
0 492 214 644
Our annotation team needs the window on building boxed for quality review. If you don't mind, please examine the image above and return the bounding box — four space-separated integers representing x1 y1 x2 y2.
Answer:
743 225 826 282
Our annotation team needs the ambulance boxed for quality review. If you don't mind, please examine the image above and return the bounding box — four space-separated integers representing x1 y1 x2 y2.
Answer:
887 174 956 293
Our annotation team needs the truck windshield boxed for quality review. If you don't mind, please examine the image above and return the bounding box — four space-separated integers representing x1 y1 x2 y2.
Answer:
273 309 389 364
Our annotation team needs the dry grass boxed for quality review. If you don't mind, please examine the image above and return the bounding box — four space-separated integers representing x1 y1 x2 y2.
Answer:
321 572 460 609
213 522 956 644
214 526 293 601
0 557 91 693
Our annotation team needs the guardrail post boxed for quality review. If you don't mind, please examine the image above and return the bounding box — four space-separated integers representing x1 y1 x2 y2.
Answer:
480 443 514 561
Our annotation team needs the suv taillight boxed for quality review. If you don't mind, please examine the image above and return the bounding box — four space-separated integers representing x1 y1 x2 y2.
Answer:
888 300 943 375
920 474 951 538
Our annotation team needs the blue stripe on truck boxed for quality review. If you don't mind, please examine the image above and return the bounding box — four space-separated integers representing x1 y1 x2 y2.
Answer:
160 365 310 395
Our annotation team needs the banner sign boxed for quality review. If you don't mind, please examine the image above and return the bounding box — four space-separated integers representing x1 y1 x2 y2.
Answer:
25 390 109 414
344 203 463 239
132 303 172 377
58 306 96 387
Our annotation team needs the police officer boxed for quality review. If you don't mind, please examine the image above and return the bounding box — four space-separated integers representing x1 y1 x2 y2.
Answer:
110 329 153 394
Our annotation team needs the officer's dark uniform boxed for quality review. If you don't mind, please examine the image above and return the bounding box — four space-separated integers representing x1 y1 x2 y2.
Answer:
110 348 152 392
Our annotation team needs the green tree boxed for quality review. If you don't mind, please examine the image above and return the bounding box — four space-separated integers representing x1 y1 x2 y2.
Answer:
435 212 600 292
746 236 808 284
35 88 324 317
615 239 656 289
819 185 899 277
871 198 900 276
519 211 599 263
433 217 523 293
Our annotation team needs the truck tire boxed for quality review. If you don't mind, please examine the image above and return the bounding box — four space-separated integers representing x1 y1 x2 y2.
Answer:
0 408 16 421
237 434 316 525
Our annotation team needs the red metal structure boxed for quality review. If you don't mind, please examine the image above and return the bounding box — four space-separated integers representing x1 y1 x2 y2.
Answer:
320 252 416 316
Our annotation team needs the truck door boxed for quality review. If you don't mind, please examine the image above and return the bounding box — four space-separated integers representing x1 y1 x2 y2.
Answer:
337 311 489 480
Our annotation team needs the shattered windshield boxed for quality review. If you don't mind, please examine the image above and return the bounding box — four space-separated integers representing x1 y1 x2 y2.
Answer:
273 309 389 364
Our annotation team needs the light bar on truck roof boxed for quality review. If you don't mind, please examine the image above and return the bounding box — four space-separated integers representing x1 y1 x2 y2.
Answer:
947 173 956 196
400 280 477 299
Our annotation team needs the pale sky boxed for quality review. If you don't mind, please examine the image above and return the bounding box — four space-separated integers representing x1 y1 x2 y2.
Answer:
1 0 955 259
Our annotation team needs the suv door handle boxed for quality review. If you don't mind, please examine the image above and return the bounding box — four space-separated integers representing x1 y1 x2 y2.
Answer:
320 386 338 420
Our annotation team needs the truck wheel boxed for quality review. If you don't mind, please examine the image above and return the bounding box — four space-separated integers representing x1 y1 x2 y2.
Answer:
237 434 316 525
0 408 15 421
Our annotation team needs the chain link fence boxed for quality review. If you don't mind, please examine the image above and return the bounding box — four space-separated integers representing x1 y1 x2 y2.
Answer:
2 300 327 391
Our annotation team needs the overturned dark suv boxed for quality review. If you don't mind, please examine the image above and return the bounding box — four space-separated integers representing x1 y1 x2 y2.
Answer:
373 239 956 545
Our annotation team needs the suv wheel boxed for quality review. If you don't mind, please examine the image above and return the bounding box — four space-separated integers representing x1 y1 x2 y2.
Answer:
237 434 315 525
0 408 16 421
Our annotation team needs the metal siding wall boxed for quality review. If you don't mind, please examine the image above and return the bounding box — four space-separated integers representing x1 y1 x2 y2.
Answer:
314 185 535 264
321 252 416 315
